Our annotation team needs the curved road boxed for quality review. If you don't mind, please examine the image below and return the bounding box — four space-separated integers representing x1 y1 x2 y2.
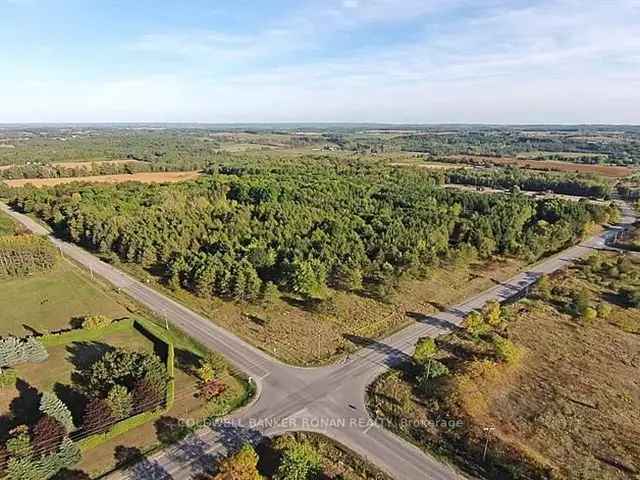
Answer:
1 201 635 480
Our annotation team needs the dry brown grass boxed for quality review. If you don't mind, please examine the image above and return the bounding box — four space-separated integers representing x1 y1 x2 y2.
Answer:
370 254 640 479
3 171 201 188
127 257 524 366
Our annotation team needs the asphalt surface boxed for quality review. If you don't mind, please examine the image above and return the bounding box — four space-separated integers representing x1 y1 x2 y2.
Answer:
1 201 635 480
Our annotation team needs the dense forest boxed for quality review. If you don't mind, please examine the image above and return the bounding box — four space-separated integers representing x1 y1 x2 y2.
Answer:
8 166 617 304
447 167 613 198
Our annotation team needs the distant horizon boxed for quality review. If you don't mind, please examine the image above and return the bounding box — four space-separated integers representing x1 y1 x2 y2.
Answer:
1 122 639 128
1 0 638 124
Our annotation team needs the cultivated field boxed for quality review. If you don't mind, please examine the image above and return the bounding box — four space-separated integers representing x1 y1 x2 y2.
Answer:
0 159 143 171
446 155 636 178
4 170 201 187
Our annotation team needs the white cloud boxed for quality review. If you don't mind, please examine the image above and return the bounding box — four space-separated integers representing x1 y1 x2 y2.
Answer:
1 0 639 122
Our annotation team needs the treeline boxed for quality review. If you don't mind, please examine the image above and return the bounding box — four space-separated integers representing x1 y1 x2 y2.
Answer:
8 165 616 303
393 130 640 164
447 167 613 199
0 235 57 279
0 161 196 180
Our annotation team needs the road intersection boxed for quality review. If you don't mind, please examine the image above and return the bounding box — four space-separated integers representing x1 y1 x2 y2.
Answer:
1 201 635 480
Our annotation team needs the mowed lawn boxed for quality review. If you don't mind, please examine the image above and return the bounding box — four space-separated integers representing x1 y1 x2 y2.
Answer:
0 259 131 336
0 327 157 416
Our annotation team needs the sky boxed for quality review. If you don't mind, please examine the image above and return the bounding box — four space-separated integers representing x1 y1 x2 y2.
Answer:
1 0 639 124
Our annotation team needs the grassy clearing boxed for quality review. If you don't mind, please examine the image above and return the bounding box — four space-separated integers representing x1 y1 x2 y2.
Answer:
369 251 640 479
120 256 524 366
0 259 131 336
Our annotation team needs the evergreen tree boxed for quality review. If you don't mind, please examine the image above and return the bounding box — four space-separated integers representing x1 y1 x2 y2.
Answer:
106 385 133 420
82 398 114 435
31 416 65 456
40 392 75 432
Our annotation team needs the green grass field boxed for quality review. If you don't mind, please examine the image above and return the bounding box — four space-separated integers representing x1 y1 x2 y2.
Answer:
0 259 131 336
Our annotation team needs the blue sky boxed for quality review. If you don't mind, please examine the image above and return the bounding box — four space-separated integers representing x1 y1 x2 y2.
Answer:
1 0 639 123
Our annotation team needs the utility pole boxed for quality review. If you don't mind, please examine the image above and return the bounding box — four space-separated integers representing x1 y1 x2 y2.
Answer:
482 426 496 462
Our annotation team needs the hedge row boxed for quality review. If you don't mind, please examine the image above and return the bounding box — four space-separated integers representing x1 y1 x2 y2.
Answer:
40 319 135 347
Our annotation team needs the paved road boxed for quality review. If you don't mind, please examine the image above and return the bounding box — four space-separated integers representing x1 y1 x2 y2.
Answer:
1 201 635 480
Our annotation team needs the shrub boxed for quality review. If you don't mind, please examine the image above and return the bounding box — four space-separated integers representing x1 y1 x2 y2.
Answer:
0 368 17 388
535 274 552 301
573 288 591 318
81 315 112 330
39 392 75 432
197 379 227 402
582 306 598 324
484 300 502 327
275 441 322 480
463 311 491 337
413 338 437 365
596 303 612 320
197 352 228 382
493 336 523 365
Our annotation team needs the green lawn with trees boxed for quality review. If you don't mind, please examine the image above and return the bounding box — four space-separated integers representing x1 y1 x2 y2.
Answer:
0 228 251 478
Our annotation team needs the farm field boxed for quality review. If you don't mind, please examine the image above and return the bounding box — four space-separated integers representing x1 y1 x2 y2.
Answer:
3 170 201 187
0 159 143 172
444 154 636 178
369 251 640 479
